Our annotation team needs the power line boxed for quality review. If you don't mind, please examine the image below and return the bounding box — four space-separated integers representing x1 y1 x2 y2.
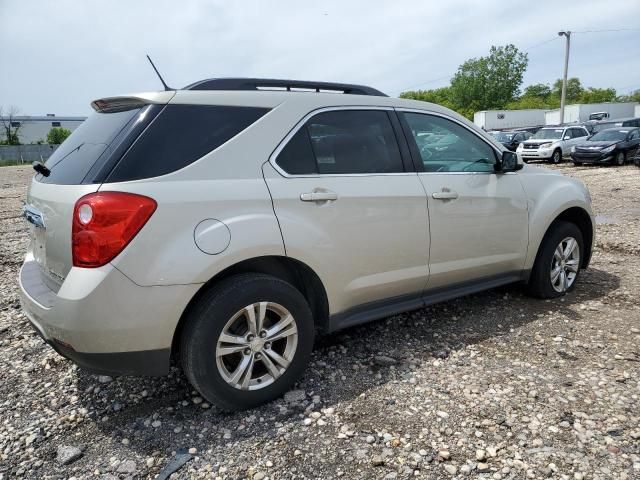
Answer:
522 36 559 51
391 28 639 96
572 28 640 34
391 36 559 95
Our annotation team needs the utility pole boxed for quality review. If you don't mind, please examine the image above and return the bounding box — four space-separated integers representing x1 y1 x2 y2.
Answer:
558 31 571 125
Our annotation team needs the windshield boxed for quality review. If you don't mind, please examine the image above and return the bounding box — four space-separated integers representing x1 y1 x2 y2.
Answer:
589 129 628 142
532 128 563 140
38 106 144 184
492 132 515 142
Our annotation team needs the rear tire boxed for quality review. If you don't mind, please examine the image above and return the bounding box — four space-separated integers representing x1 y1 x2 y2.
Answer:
615 151 625 166
526 221 584 299
180 273 314 411
550 149 562 164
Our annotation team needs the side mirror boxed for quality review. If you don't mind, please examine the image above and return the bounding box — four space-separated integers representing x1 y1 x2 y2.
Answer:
564 135 571 140
497 151 522 172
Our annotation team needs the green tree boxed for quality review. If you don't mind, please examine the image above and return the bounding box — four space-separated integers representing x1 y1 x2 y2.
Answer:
551 77 583 103
617 89 640 103
449 44 528 114
578 87 617 104
522 83 551 99
46 127 72 144
402 45 528 119
400 87 455 109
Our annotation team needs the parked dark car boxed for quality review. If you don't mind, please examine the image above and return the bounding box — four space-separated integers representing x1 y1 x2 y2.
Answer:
571 127 640 166
490 130 532 151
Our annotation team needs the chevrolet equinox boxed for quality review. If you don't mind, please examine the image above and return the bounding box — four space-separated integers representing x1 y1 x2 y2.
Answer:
19 78 595 410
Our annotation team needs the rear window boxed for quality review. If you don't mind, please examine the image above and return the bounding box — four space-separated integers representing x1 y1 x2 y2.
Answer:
38 107 143 184
106 105 269 182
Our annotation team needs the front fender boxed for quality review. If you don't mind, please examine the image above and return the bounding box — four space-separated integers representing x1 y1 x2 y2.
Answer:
520 169 594 271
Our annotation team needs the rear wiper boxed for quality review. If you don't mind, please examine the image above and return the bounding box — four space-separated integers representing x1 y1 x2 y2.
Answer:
32 161 50 177
35 143 85 176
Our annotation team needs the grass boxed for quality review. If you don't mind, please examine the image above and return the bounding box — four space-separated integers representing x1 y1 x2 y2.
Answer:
0 159 29 167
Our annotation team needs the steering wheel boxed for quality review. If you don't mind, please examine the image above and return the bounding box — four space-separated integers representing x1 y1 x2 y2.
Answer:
419 145 433 159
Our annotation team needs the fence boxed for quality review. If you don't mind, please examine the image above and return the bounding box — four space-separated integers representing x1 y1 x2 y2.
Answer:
0 144 59 164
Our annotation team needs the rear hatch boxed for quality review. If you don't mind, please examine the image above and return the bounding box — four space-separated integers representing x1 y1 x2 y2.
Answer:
24 95 170 290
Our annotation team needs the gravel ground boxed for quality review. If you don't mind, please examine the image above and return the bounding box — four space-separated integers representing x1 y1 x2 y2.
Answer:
1 164 639 480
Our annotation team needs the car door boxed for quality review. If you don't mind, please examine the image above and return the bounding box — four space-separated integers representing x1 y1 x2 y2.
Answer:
627 129 640 157
569 128 589 153
398 109 529 289
263 108 430 316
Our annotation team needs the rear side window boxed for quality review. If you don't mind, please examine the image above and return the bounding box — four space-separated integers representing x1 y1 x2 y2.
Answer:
38 107 144 184
276 110 404 175
107 105 269 182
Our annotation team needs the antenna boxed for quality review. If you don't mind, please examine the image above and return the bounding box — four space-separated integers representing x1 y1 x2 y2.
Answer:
146 55 173 91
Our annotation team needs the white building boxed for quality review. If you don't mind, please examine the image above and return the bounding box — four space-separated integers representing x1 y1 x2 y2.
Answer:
1 115 86 144
544 102 638 125
473 109 547 130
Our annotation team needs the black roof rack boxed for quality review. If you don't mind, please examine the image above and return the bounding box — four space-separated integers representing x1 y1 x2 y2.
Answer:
183 78 387 97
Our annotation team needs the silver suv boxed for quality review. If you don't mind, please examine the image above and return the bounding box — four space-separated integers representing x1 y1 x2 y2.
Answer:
517 125 590 163
19 79 594 410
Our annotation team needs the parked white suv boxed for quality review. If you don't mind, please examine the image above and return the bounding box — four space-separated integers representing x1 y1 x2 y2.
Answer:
517 126 590 163
19 79 594 410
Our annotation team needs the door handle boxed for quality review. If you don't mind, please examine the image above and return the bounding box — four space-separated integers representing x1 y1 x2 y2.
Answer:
300 191 338 202
432 190 459 200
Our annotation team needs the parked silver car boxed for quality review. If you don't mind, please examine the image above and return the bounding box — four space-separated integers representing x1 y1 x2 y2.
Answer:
517 125 590 163
19 79 594 410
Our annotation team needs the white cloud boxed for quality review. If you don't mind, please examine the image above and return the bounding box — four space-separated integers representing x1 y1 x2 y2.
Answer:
1 0 638 115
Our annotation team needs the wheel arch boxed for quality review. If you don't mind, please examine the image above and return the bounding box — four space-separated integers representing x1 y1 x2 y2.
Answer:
532 207 594 272
171 255 329 357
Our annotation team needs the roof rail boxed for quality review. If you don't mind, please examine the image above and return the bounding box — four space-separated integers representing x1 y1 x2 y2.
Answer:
183 78 387 97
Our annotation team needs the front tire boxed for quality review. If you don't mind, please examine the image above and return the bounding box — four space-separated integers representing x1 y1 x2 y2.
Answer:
526 221 584 299
180 274 314 411
550 149 562 164
615 151 625 166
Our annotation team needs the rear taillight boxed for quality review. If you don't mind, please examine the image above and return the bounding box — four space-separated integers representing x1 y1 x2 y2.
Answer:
72 192 157 268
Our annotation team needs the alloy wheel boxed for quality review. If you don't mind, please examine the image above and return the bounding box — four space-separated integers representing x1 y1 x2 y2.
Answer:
550 236 580 293
216 302 298 390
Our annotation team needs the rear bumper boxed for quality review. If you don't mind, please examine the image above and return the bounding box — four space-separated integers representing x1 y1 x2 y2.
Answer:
19 252 200 376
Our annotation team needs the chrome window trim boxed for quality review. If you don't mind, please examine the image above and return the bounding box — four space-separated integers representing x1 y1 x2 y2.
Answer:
394 107 508 175
268 106 416 178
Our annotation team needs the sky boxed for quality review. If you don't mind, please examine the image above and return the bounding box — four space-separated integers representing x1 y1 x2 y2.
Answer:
1 0 639 116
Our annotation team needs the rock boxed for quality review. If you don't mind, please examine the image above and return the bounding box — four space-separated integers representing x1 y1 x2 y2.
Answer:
436 411 449 419
284 390 306 403
56 445 82 465
117 460 136 474
372 455 385 466
486 446 497 457
438 450 450 460
97 375 112 383
366 435 376 444
444 464 458 475
151 420 162 428
477 462 490 472
374 355 397 366
476 449 486 461
253 473 266 480
188 447 197 455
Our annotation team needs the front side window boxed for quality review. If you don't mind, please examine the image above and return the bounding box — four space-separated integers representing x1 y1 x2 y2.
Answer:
276 110 404 175
401 112 497 172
